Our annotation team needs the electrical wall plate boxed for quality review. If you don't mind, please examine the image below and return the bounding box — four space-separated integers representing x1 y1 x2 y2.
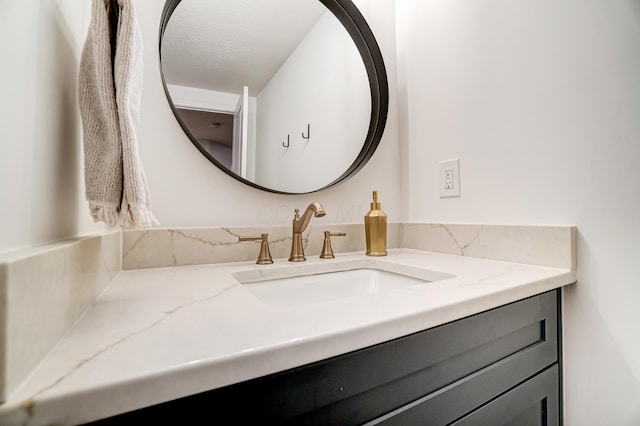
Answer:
439 158 460 198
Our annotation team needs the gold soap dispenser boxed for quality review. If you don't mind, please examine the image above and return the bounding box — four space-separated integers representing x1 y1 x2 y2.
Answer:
364 190 387 256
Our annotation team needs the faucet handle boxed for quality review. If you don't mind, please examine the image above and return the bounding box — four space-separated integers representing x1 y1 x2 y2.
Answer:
239 233 273 264
320 231 347 259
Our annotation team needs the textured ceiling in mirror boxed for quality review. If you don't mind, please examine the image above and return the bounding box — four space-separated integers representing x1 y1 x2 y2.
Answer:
161 0 326 96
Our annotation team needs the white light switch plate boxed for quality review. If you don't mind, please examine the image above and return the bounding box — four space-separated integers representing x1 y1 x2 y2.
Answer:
439 158 460 198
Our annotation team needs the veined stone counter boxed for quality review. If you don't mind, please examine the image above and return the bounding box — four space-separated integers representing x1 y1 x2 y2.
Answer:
0 249 575 425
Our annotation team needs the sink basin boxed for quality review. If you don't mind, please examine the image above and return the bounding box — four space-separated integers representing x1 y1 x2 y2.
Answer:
235 266 452 309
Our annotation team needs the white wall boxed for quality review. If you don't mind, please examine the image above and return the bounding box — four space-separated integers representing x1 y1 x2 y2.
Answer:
136 0 401 227
0 0 102 253
255 11 370 193
396 0 640 423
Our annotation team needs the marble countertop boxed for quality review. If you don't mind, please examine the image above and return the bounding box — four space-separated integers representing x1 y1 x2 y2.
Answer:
0 249 576 425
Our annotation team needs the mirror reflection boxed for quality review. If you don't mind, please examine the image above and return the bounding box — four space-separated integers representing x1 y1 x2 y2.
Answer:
161 0 373 193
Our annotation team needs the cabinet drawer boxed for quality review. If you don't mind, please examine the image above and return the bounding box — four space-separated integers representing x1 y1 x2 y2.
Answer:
454 364 559 426
366 362 559 425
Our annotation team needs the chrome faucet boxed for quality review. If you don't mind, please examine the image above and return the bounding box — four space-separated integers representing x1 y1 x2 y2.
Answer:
289 202 326 262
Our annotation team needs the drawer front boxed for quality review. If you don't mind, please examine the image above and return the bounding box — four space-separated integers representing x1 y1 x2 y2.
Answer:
454 364 560 426
366 363 559 426
88 291 559 425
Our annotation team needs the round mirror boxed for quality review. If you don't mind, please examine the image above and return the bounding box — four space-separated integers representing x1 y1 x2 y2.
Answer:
159 0 388 194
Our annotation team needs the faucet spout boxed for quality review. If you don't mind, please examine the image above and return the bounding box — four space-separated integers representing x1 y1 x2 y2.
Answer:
293 202 326 234
289 202 326 262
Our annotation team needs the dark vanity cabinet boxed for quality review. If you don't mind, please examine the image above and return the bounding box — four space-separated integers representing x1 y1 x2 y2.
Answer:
90 290 561 426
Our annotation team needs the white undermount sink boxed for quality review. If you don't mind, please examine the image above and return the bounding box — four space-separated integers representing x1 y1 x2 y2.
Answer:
233 263 454 309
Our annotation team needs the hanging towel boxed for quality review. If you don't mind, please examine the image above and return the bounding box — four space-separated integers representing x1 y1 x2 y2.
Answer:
113 0 157 227
79 0 158 228
78 0 122 226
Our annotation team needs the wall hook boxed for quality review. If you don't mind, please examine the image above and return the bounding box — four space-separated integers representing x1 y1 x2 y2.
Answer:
282 135 290 148
301 124 310 140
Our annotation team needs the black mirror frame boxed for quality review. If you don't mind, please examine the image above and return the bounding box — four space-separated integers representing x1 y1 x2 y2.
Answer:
159 0 388 194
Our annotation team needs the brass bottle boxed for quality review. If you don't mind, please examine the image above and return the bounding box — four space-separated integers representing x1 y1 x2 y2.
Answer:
364 190 387 256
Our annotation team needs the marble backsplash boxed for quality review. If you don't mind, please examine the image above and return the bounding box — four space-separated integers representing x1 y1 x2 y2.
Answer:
0 231 121 402
401 223 576 270
123 224 403 270
123 223 576 271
